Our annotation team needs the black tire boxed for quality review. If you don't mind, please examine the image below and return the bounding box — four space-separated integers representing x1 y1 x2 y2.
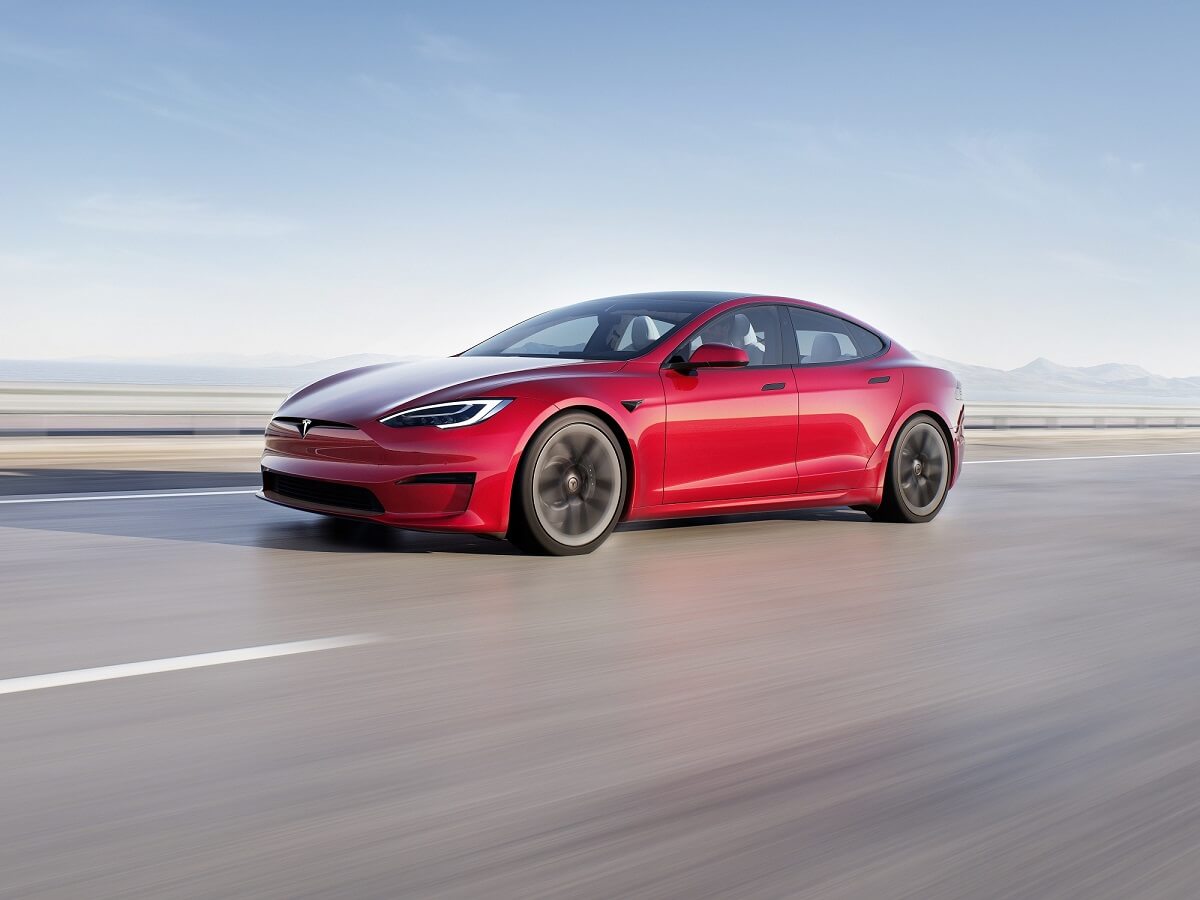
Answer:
866 414 951 523
508 411 628 556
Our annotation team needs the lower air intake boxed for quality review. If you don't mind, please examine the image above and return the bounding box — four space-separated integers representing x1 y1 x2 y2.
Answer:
263 470 384 513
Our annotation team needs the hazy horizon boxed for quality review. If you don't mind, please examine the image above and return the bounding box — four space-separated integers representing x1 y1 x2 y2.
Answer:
0 348 1194 382
5 3 1200 374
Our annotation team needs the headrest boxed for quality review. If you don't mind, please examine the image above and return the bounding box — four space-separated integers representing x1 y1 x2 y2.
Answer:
629 315 660 349
808 332 842 363
730 313 754 346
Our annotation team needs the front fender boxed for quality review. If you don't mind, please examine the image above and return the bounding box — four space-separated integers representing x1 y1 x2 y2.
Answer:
475 367 663 533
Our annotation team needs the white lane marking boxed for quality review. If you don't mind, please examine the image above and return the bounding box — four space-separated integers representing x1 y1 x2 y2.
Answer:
965 451 1200 465
0 634 381 696
0 488 258 505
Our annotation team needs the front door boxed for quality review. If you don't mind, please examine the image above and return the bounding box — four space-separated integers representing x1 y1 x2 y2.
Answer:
661 306 799 503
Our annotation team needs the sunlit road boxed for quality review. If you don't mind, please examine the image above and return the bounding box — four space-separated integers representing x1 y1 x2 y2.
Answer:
2 436 1200 898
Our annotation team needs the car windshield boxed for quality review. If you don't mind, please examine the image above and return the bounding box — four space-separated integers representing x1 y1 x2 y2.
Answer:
462 297 714 360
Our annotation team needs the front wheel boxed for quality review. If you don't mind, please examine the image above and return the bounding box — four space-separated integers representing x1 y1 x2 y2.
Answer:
865 414 951 523
508 412 627 555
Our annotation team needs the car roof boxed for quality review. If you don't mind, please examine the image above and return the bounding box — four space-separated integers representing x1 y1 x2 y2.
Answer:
590 291 753 308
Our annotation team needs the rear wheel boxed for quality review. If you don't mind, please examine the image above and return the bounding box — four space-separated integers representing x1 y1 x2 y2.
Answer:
508 412 627 555
866 414 950 523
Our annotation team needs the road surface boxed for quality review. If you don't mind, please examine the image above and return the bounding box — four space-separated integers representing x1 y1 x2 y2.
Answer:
2 435 1199 898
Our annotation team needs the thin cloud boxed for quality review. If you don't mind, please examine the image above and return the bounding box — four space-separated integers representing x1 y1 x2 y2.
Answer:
353 73 417 105
354 75 527 132
104 68 290 141
952 133 1063 206
1101 152 1146 176
0 33 80 69
448 83 529 124
752 120 858 164
1048 250 1144 285
415 31 488 64
0 251 62 274
63 194 300 238
105 86 247 139
104 6 228 53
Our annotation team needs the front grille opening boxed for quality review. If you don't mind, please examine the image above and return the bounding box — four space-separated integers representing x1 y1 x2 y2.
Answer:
263 470 384 513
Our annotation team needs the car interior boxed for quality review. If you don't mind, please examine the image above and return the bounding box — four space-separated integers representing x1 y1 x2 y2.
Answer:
686 309 781 366
799 331 850 363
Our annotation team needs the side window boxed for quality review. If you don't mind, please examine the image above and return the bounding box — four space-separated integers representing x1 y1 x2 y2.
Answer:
788 307 885 365
683 306 783 368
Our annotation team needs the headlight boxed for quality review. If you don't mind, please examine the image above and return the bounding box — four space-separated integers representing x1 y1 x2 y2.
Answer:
380 398 512 429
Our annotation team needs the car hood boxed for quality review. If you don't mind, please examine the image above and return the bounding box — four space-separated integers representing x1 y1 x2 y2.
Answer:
276 356 591 423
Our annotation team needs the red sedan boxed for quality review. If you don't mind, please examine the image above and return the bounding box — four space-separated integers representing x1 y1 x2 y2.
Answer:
260 292 965 554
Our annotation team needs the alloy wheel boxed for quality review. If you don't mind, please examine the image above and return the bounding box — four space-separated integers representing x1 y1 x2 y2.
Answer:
896 421 948 516
530 422 622 547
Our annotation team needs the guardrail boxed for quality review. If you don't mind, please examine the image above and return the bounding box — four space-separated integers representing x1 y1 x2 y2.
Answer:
1 383 1199 435
0 382 287 436
966 403 1200 430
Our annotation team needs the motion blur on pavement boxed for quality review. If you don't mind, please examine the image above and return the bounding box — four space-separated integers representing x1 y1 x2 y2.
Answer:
6 3 1200 899
4 424 1200 897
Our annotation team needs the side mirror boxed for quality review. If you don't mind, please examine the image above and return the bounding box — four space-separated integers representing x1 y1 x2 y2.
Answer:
670 342 749 374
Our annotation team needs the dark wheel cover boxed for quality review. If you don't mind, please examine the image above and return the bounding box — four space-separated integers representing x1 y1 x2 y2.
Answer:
867 414 951 523
510 413 626 555
896 420 949 517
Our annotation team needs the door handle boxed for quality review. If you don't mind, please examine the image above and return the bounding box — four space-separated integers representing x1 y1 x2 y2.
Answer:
761 382 786 391
867 375 891 384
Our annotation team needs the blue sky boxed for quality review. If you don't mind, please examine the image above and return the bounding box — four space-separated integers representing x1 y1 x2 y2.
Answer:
3 1 1199 374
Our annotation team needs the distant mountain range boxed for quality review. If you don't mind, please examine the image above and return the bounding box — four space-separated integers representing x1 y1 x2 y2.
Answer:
917 354 1200 405
2 353 1198 405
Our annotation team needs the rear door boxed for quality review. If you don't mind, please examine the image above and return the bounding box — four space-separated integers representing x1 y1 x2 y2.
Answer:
787 306 903 491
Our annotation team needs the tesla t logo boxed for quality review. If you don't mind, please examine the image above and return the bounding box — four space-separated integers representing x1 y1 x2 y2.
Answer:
298 418 313 438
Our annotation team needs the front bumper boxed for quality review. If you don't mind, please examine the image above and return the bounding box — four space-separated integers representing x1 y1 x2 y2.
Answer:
258 465 487 530
258 408 534 534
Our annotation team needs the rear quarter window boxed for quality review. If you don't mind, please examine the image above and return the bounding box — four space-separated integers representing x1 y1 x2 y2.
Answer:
788 307 885 363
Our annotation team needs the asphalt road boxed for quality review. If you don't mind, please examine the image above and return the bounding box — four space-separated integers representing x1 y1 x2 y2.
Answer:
2 436 1200 898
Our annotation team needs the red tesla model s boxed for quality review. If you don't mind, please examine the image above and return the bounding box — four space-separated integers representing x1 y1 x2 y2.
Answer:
260 292 964 554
